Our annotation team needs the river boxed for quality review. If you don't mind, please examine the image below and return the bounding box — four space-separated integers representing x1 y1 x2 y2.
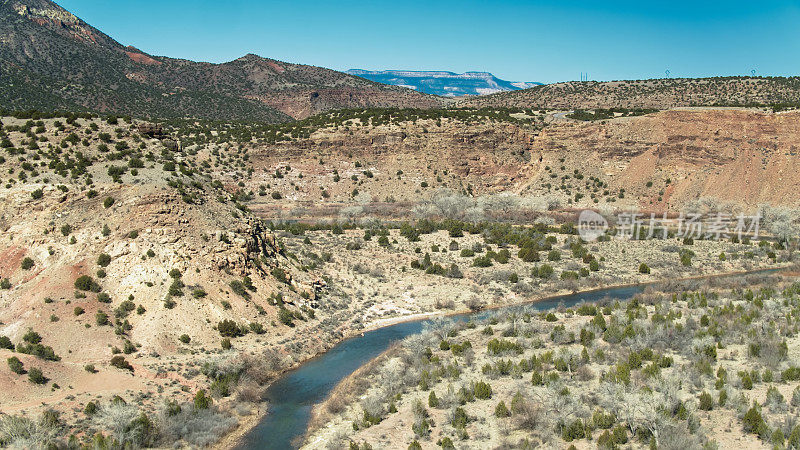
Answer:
237 284 646 449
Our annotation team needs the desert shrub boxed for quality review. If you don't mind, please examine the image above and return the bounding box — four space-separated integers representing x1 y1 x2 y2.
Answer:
562 419 587 441
791 387 800 407
679 248 694 266
84 401 97 415
159 406 237 447
428 391 439 408
110 356 133 372
0 413 59 447
103 197 115 208
7 357 24 374
742 404 769 436
537 264 554 278
28 367 46 384
781 366 800 381
179 334 191 344
16 342 60 361
95 311 109 326
487 338 524 355
217 320 244 337
560 270 578 280
272 267 288 283
765 386 785 411
446 264 463 279
229 280 250 298
639 263 650 274
598 426 629 447
0 336 13 349
74 275 99 291
450 406 469 429
278 308 295 326
473 256 492 267
97 253 111 267
592 410 615 429
21 257 34 270
740 372 754 390
495 400 511 418
698 391 713 410
474 381 492 399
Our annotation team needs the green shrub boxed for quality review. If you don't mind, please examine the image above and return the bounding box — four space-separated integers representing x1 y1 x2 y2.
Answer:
742 404 768 436
698 391 713 410
428 391 439 408
218 319 243 337
7 356 24 374
451 406 469 428
473 255 492 267
474 381 492 399
97 253 111 267
229 280 250 298
194 389 212 409
28 367 47 384
782 366 800 381
562 419 586 441
279 308 295 326
638 263 650 274
21 257 34 270
272 267 288 283
110 356 133 372
537 264 554 278
495 400 511 418
74 275 98 292
95 310 109 326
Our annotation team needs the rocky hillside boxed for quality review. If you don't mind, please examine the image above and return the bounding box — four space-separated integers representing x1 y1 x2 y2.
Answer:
0 0 443 121
458 77 800 110
231 108 800 220
0 113 360 447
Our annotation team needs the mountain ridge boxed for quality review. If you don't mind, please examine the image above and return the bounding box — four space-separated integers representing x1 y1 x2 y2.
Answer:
0 0 444 120
346 69 541 96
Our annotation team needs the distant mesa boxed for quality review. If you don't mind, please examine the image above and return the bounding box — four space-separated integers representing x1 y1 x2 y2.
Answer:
347 69 542 97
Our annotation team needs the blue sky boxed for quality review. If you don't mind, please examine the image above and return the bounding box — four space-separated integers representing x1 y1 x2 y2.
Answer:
58 0 800 84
